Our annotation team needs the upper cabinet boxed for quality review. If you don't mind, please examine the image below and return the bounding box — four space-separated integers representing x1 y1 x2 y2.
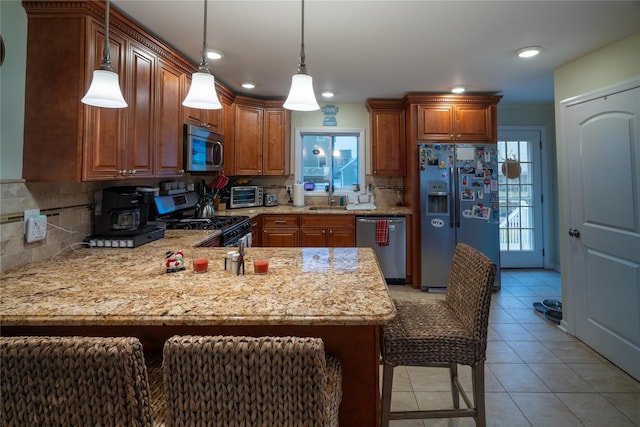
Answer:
182 77 235 136
408 95 501 142
366 99 406 176
21 1 195 182
233 97 290 176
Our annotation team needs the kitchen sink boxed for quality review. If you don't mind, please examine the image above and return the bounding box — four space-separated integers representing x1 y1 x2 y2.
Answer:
308 206 347 211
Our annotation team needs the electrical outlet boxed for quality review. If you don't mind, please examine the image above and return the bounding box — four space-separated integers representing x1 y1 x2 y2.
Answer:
25 215 47 243
23 209 40 234
286 185 292 193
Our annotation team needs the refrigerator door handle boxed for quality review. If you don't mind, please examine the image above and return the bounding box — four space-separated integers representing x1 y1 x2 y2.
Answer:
455 167 461 228
449 166 455 228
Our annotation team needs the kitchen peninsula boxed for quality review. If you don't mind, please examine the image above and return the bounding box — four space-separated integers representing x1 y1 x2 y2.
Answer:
1 230 396 426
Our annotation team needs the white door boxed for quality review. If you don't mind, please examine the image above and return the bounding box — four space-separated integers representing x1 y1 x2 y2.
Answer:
561 83 640 381
498 129 544 268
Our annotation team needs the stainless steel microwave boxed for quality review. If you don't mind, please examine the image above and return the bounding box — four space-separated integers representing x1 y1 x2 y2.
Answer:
183 124 224 172
229 186 263 209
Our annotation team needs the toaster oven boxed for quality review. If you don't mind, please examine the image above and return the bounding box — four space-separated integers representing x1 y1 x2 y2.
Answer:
229 186 263 208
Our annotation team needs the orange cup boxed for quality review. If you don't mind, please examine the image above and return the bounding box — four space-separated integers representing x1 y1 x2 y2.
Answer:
193 258 208 273
253 258 269 275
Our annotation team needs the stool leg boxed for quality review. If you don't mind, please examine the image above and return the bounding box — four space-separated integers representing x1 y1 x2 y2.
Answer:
380 363 394 427
473 362 486 427
449 362 460 409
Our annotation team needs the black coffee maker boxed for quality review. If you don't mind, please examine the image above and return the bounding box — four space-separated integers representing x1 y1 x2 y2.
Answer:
94 186 152 236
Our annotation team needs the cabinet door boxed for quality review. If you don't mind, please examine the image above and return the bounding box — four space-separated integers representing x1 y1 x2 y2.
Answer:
126 42 155 178
250 215 262 247
327 228 355 247
183 78 223 132
83 19 127 180
371 109 406 175
299 228 327 247
262 228 299 247
417 104 454 141
156 59 184 177
262 108 289 175
234 104 263 175
454 104 494 141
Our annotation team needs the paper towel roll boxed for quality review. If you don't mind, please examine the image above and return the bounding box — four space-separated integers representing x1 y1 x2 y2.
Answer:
293 183 305 207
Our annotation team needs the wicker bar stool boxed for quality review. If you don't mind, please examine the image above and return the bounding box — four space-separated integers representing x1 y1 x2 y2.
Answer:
162 335 342 427
0 336 155 427
380 243 497 427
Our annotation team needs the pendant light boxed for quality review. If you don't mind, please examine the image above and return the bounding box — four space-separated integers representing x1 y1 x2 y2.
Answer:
182 0 222 109
283 0 319 111
81 0 127 108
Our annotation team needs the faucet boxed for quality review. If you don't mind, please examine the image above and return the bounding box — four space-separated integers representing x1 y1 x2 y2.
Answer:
327 185 336 206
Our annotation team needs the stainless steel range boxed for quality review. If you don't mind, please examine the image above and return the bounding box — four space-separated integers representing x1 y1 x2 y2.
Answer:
152 191 251 247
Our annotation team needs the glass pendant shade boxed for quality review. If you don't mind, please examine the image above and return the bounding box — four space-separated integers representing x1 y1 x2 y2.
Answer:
81 69 127 108
182 72 222 109
284 73 319 111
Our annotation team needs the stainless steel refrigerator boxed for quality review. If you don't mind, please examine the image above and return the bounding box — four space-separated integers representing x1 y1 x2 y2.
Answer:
419 143 501 291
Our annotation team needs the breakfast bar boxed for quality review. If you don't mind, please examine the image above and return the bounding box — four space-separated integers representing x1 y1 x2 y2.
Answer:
1 231 396 426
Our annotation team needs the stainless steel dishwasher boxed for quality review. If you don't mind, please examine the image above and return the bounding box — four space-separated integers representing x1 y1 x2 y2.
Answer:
356 216 406 284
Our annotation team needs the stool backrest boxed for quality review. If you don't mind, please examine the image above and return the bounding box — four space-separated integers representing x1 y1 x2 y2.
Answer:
445 244 497 354
163 335 331 426
0 336 153 427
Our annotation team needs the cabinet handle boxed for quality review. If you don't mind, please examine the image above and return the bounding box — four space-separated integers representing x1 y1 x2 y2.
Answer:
275 220 287 224
119 170 127 176
129 169 137 175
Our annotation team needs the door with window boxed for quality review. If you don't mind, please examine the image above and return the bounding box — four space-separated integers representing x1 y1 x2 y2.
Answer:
498 129 544 268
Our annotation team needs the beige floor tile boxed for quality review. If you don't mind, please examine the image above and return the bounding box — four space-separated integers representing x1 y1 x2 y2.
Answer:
389 390 419 412
602 393 640 424
542 340 608 364
556 393 637 426
510 392 583 426
527 363 596 392
485 392 531 427
487 363 550 392
486 340 524 364
491 323 537 341
488 307 517 324
569 363 640 393
504 307 547 324
521 322 574 342
506 341 563 364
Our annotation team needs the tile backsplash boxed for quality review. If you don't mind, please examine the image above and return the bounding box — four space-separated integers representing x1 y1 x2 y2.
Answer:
1 175 407 273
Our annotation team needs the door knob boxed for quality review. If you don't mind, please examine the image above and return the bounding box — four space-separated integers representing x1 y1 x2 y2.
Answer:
568 228 581 238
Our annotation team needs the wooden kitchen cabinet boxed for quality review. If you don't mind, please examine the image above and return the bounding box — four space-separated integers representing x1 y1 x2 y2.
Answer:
155 59 184 177
250 215 262 247
261 215 299 247
233 97 290 176
299 215 355 247
416 97 498 142
182 77 235 136
22 1 195 182
366 100 406 176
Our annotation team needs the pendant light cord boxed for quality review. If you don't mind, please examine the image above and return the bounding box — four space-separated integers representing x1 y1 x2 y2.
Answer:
198 0 211 73
298 0 307 73
99 0 114 71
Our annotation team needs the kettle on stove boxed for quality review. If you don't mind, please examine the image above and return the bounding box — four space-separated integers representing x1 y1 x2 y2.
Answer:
195 195 215 218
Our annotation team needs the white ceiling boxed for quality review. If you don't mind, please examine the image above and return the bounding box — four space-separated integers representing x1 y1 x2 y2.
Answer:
112 1 640 105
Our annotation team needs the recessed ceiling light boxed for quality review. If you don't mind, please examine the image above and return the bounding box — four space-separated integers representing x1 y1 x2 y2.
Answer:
322 91 334 98
207 50 223 60
516 46 542 58
241 82 256 89
451 87 465 94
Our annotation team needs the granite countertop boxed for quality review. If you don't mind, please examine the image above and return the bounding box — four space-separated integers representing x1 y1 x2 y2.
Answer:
215 204 412 217
0 231 396 327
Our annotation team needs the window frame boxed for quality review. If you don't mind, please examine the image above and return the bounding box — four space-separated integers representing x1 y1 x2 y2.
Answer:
294 127 366 197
